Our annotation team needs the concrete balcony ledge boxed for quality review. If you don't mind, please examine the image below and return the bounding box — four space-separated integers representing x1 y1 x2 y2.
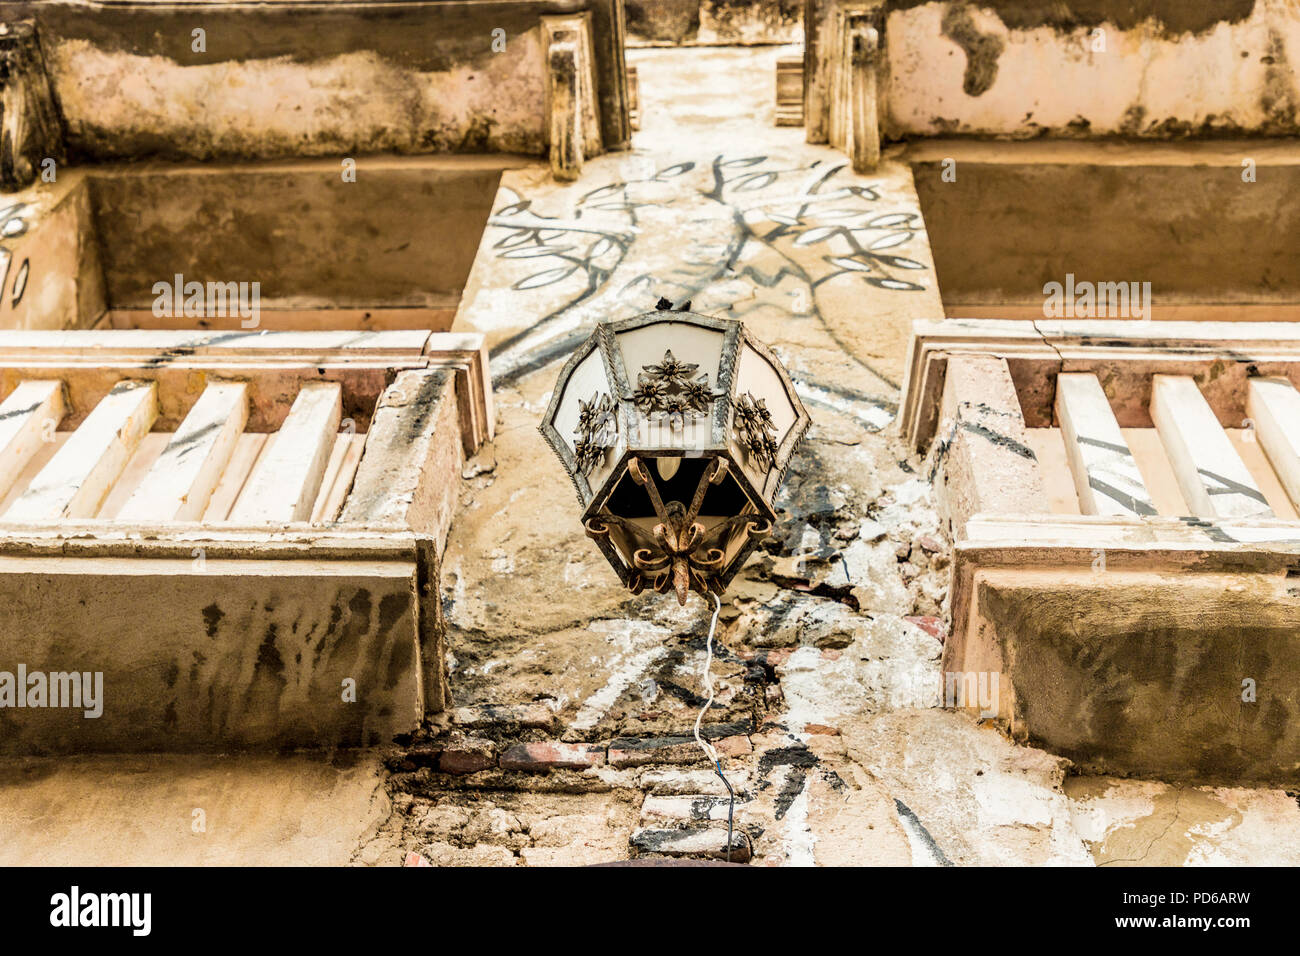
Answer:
906 320 1300 782
0 330 491 753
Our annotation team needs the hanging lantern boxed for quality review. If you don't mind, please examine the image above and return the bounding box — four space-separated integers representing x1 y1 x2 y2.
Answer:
540 301 811 604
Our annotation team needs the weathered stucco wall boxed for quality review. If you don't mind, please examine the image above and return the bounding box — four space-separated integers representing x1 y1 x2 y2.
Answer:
883 0 1300 138
907 141 1300 310
0 173 105 331
401 44 1300 867
4 40 1300 866
0 0 630 160
973 567 1300 783
88 159 506 312
0 550 426 753
0 753 399 865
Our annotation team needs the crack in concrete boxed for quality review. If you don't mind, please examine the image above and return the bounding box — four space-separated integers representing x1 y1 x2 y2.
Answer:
1097 786 1184 866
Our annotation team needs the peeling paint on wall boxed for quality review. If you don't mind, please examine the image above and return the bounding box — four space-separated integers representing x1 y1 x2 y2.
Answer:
49 38 549 160
885 1 1300 138
889 0 1259 38
939 5 1005 96
6 0 631 159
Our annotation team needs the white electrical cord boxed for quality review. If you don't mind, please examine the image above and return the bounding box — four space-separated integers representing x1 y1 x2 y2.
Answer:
692 590 723 763
692 590 736 862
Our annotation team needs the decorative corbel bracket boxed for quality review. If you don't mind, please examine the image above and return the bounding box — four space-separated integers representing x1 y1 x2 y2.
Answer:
543 14 603 183
809 2 885 171
0 21 64 192
846 17 880 172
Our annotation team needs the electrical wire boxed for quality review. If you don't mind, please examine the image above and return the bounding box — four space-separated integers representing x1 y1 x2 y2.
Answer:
692 590 735 862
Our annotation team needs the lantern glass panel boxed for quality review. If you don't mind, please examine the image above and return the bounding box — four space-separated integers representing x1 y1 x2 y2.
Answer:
616 321 725 451
735 343 799 442
552 348 608 450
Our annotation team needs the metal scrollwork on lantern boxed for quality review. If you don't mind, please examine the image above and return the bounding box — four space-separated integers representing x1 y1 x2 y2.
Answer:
540 302 811 605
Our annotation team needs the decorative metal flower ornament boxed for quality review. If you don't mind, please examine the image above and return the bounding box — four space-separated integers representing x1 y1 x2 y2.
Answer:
572 392 617 475
634 349 717 430
734 392 779 468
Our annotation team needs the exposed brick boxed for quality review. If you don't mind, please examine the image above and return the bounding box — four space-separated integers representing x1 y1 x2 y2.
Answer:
419 841 517 867
405 739 444 768
640 794 746 823
765 648 794 669
915 534 944 553
639 767 752 796
608 736 721 768
807 732 847 759
499 741 605 772
631 826 751 863
751 726 799 750
453 703 558 730
438 735 497 774
403 851 432 867
713 735 752 757
521 845 624 867
803 723 841 736
904 615 947 643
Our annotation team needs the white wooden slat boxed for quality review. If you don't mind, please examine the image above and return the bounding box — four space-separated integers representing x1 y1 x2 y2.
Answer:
1246 376 1300 512
1150 374 1272 519
311 433 366 524
1055 372 1157 516
95 433 168 519
200 433 266 523
0 380 65 500
1122 428 1192 516
0 435 65 515
5 380 157 520
116 382 248 522
229 383 341 523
